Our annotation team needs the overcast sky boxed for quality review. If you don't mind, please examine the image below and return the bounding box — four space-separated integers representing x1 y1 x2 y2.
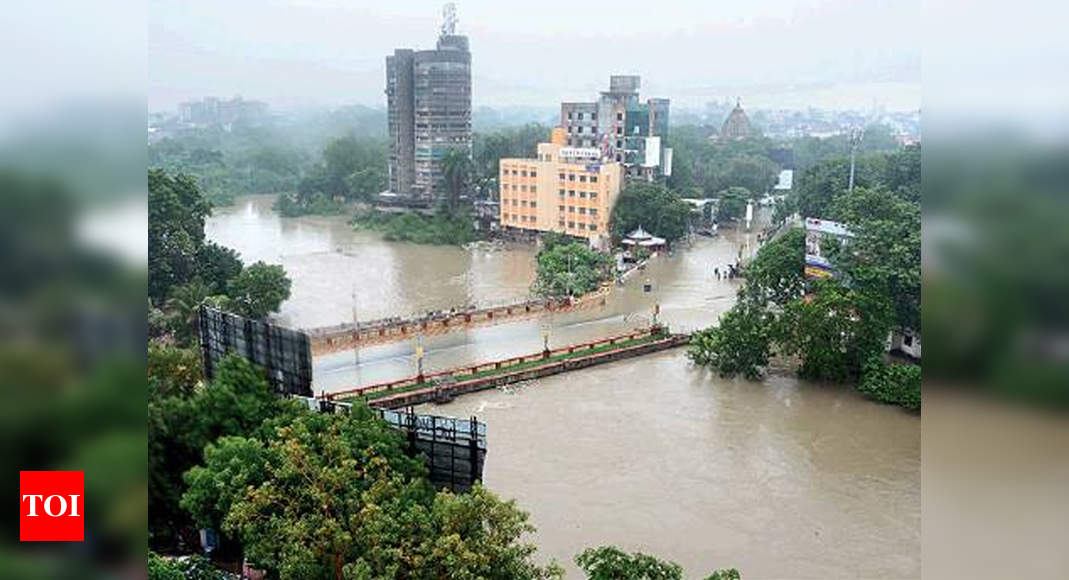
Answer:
148 0 921 113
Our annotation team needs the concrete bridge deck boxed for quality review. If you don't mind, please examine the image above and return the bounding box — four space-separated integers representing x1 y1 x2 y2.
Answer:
304 287 611 356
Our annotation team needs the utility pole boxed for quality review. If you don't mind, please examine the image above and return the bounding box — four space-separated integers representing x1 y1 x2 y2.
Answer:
848 126 864 193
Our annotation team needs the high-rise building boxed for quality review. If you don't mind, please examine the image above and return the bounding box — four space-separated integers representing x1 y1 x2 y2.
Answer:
499 128 623 248
560 75 672 182
385 5 472 202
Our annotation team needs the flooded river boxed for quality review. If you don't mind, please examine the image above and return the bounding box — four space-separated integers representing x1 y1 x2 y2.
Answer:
207 194 920 578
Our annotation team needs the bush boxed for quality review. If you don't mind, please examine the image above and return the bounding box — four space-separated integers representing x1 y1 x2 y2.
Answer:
858 357 921 410
353 209 481 245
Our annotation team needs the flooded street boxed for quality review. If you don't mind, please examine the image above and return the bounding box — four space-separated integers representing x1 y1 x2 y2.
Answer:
207 194 921 578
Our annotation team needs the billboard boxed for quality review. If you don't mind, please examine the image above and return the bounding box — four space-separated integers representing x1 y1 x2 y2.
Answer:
804 217 854 279
198 306 313 397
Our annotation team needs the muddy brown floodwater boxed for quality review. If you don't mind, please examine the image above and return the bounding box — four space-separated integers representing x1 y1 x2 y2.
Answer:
208 194 921 578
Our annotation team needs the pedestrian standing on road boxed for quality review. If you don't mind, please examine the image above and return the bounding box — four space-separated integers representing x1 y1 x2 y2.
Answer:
714 267 720 280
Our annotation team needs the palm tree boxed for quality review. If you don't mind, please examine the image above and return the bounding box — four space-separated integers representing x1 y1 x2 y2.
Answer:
165 279 212 344
440 148 471 214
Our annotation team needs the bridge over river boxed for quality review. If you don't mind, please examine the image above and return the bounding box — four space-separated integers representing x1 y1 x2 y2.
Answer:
304 288 610 356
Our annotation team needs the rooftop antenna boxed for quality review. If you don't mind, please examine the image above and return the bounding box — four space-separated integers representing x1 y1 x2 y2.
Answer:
440 3 457 37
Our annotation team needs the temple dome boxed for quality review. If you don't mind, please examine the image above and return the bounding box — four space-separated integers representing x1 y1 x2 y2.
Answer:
720 99 752 140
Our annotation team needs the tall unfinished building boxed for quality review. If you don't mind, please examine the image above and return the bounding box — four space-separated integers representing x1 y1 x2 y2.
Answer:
385 5 472 202
560 75 672 182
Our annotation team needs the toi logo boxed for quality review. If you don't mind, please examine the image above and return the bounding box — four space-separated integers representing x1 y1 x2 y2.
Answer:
20 471 84 541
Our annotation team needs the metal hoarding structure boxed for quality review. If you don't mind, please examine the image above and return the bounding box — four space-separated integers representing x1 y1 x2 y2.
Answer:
198 306 313 397
804 217 854 280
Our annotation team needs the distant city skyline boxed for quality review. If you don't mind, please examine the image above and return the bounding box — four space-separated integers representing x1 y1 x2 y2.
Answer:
149 0 920 114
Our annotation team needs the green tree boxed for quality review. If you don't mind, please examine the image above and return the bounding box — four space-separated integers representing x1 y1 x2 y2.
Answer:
532 241 612 298
688 301 774 380
195 242 243 294
147 344 203 399
226 261 292 319
830 187 921 331
716 187 748 222
611 183 693 243
441 147 472 214
191 410 559 580
776 280 893 382
149 170 212 302
149 355 301 550
165 279 213 344
722 155 778 195
741 228 805 308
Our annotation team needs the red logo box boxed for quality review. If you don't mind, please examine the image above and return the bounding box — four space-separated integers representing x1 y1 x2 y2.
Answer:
20 471 84 541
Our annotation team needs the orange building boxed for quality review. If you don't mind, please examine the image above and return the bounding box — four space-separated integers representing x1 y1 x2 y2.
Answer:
499 128 623 247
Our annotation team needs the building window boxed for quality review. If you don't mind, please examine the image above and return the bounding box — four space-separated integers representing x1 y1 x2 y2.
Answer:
578 112 584 120
615 126 622 135
520 185 526 192
530 201 537 208
568 206 575 213
530 170 537 177
530 186 537 192
520 200 527 207
590 176 598 183
568 126 573 133
568 221 575 228
592 113 597 120
567 112 573 119
568 174 575 181
558 205 565 212
558 189 565 196
615 154 622 162
559 173 565 181
521 170 527 177
590 192 598 199
513 169 519 175
616 112 623 121
568 190 575 197
579 175 587 182
589 224 597 231
580 192 587 198
616 139 622 148
590 208 598 215
579 207 587 215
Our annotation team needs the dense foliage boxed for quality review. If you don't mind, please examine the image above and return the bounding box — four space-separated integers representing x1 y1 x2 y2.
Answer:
273 191 346 217
149 169 292 341
666 129 779 197
858 357 922 410
352 209 481 245
576 546 740 580
149 131 307 206
715 187 749 223
688 302 774 380
532 240 613 298
298 135 388 203
610 183 694 243
688 144 921 408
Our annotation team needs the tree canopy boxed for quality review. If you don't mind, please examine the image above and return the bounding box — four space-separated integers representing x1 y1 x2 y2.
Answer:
611 183 693 243
532 241 613 298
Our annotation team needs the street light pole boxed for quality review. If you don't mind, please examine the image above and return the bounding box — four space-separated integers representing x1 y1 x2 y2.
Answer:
848 126 864 193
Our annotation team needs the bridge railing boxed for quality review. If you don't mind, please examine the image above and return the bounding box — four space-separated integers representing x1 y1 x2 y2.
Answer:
328 326 666 401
